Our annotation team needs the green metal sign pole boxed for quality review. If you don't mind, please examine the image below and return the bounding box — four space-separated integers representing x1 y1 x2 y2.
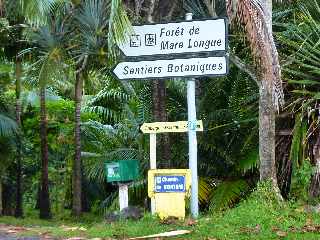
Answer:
186 12 199 218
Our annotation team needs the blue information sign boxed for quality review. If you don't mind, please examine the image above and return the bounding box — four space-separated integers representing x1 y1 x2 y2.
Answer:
154 175 186 193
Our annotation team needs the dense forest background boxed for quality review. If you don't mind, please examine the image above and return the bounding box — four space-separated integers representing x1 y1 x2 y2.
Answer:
0 0 320 220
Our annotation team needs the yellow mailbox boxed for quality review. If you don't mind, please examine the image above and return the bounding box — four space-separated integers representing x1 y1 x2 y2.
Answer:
148 169 191 219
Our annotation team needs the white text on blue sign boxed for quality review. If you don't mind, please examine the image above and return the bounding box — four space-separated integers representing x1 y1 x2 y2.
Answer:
154 175 186 193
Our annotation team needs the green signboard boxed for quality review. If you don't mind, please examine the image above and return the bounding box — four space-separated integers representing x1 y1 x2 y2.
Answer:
105 160 139 182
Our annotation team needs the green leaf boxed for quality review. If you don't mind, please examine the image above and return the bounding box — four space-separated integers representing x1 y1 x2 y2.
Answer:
291 90 314 95
313 93 320 99
198 177 215 206
288 80 320 85
238 149 258 173
0 114 18 137
209 179 249 212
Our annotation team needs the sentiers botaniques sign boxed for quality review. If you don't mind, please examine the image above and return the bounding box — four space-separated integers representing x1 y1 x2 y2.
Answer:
154 175 186 193
113 56 228 80
118 18 227 57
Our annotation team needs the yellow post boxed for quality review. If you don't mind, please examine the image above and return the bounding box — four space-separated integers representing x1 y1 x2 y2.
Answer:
148 169 191 219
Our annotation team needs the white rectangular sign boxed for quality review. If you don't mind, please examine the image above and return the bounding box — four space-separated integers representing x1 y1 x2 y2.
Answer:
113 56 228 80
141 120 203 134
118 18 227 57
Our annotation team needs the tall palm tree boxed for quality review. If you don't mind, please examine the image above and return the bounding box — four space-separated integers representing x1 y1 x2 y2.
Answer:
69 0 131 216
24 20 68 218
226 0 284 186
20 0 74 218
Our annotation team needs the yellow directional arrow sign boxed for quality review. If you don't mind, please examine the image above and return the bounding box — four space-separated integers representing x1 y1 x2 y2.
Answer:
140 120 203 134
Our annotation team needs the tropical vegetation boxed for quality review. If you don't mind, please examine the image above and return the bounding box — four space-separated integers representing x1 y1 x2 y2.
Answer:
0 0 320 239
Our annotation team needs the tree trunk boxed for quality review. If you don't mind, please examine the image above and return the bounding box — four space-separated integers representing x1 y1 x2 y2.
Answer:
15 57 23 218
81 178 90 212
0 180 2 216
152 80 171 168
258 0 278 185
259 81 276 182
35 185 40 209
147 4 171 168
72 72 82 217
39 86 51 219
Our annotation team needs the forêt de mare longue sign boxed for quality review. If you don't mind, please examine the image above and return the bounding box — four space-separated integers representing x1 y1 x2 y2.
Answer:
118 18 227 57
140 120 203 134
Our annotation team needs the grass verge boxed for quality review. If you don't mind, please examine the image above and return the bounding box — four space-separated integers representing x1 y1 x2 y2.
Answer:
1 183 320 239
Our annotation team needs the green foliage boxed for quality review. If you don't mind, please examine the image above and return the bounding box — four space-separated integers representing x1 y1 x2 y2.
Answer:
0 18 11 45
237 149 259 173
1 0 319 222
198 177 215 207
289 114 308 169
107 0 132 60
251 180 282 205
209 179 249 212
276 0 320 200
195 67 259 212
84 85 130 122
0 114 18 137
290 159 314 201
0 135 15 177
20 0 69 26
278 0 320 94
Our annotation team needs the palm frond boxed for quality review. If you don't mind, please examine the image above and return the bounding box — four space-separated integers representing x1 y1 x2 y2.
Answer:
198 177 216 206
209 179 249 211
107 0 132 60
83 85 130 122
81 120 141 183
0 113 18 137
279 0 320 92
25 20 69 88
183 0 226 18
237 149 259 173
20 0 69 26
227 0 284 110
74 0 108 60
